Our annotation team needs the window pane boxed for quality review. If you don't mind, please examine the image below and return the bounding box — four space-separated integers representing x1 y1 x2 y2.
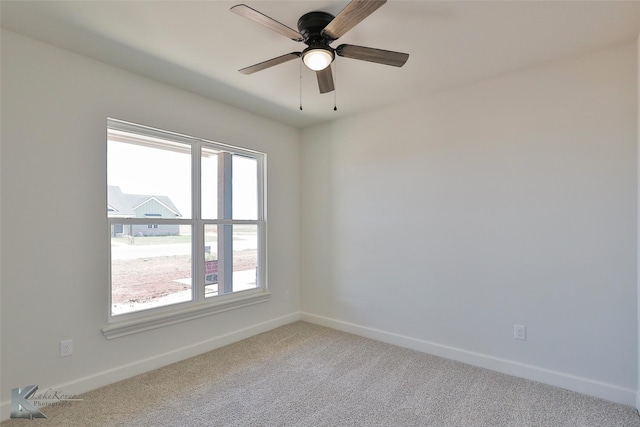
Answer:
204 224 258 298
108 134 192 219
232 155 258 220
204 224 218 297
110 225 192 315
201 148 219 220
233 224 258 291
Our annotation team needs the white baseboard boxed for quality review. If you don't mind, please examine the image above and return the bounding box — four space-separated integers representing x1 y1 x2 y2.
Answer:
301 312 637 408
0 312 301 421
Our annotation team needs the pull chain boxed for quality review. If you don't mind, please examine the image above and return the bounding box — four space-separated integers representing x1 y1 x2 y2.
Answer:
299 60 303 111
333 61 338 111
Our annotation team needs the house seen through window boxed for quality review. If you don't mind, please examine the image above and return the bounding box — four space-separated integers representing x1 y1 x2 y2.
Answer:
107 119 265 319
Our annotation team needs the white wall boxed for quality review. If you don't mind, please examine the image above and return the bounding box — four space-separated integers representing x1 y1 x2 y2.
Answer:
301 42 638 405
0 29 301 419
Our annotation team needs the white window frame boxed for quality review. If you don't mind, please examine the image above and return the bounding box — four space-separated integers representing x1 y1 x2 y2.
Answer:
102 118 269 339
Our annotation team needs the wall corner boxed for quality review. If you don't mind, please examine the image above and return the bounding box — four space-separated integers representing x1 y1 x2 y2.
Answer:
636 32 640 413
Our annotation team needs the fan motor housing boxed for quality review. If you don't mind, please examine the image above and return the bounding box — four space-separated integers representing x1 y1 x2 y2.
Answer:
297 11 335 44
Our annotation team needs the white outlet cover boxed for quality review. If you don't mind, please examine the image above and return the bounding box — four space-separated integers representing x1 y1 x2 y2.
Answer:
514 325 526 340
60 339 73 357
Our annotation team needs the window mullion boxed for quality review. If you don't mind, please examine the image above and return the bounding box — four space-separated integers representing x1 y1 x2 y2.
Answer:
193 141 204 303
218 152 233 295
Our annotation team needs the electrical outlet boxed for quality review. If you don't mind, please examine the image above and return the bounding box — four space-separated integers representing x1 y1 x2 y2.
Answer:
60 339 73 357
514 324 526 341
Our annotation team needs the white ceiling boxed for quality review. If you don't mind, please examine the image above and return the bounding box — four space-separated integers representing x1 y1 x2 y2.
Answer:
2 1 640 128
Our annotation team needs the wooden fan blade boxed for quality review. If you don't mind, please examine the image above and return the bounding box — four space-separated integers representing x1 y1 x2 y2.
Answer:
239 52 301 75
316 66 335 94
336 44 409 67
231 4 303 41
321 0 386 41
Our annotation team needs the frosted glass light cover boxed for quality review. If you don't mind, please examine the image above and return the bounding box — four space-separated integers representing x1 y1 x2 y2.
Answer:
303 49 333 71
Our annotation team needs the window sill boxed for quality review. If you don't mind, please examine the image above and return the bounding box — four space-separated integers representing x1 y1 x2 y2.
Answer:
102 290 271 339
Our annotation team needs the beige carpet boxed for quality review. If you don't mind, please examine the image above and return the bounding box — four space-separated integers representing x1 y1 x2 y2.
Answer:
3 321 639 426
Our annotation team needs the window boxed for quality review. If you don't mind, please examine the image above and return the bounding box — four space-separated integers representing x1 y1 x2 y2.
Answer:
104 119 267 336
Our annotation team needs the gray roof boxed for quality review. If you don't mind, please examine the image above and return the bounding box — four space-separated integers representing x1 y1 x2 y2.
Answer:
108 186 182 218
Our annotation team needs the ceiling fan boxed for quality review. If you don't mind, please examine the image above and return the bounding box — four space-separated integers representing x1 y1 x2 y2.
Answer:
230 0 409 94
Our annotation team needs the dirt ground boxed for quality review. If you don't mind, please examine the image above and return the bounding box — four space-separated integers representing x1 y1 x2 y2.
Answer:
111 250 257 305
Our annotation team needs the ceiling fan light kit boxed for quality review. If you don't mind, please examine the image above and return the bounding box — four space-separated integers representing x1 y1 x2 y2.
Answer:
302 47 334 71
231 0 409 96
